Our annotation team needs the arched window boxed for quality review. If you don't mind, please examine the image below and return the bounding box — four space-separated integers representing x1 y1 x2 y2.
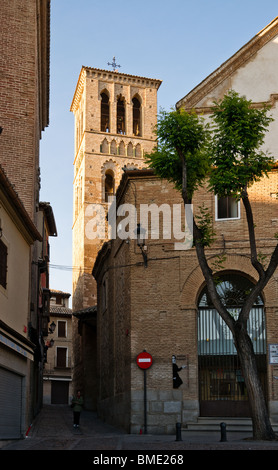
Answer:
105 171 115 202
198 273 264 310
117 96 125 134
135 143 141 158
132 97 141 136
198 273 265 355
110 140 117 155
127 142 133 157
100 138 109 154
101 92 110 132
119 141 125 156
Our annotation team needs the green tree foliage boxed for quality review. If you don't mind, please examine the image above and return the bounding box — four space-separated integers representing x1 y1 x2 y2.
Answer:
146 91 274 204
145 107 210 200
209 90 274 198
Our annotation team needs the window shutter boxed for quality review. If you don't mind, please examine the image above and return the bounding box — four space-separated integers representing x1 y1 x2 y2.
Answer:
57 348 67 367
58 321 66 337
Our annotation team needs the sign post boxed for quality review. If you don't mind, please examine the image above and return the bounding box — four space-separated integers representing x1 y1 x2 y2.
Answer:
136 350 153 434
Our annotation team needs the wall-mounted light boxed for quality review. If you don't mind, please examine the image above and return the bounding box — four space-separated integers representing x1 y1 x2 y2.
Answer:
48 321 56 334
136 223 148 268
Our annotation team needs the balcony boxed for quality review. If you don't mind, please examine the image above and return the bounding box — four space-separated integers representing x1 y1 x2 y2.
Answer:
44 356 72 374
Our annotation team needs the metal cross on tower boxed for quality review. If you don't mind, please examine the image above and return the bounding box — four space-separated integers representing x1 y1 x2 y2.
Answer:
107 57 121 71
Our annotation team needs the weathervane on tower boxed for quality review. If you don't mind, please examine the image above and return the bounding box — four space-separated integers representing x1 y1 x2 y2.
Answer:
107 57 121 72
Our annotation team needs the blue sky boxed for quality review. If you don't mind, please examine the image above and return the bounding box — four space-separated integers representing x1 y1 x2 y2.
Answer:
39 0 278 304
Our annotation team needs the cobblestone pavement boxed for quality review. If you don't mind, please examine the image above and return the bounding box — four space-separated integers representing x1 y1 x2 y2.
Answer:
1 405 278 454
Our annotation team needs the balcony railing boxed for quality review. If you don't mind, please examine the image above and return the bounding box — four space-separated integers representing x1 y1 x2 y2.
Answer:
44 356 72 372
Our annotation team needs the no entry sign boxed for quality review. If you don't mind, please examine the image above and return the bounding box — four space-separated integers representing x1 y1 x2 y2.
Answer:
136 351 153 434
136 351 153 369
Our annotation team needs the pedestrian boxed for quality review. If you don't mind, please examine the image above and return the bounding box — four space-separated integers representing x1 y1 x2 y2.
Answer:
71 390 84 428
172 355 186 389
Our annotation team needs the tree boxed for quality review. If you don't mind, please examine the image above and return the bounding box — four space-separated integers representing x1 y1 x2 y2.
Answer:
146 91 278 440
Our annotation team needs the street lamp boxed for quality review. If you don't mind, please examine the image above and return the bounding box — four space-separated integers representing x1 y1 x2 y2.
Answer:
136 223 148 268
48 321 56 334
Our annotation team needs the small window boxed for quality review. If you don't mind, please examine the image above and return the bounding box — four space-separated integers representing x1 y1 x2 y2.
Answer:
58 321 66 338
216 196 240 220
0 239 7 289
101 92 110 132
105 171 115 202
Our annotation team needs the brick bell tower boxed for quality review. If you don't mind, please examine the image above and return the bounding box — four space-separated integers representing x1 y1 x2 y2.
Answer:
70 64 162 312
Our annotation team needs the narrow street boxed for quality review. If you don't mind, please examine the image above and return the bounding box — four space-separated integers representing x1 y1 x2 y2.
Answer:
1 405 278 455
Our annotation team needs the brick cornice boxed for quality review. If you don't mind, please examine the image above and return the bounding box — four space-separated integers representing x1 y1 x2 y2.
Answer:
70 66 162 113
181 93 278 115
70 67 86 113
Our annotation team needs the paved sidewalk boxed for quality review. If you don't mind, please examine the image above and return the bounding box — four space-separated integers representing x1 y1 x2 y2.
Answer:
1 405 278 452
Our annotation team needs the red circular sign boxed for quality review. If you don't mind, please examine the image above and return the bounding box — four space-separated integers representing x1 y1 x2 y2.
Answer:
136 351 153 369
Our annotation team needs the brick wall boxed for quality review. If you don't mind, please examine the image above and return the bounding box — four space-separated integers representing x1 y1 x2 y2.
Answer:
94 168 278 433
0 0 47 220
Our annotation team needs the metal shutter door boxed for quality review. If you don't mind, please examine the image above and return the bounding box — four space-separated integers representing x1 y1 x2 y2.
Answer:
0 367 22 438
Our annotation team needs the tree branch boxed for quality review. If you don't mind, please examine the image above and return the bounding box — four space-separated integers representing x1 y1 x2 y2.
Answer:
241 189 265 278
240 243 278 326
265 243 278 279
192 217 236 333
177 147 188 203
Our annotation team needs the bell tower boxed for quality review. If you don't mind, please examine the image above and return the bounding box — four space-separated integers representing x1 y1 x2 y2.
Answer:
70 66 162 311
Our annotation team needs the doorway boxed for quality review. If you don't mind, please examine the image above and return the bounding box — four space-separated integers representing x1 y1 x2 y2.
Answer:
198 273 267 417
51 380 69 404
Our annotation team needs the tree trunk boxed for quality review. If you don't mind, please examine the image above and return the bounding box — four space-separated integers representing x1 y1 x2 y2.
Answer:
193 218 277 440
233 323 276 440
183 170 277 440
